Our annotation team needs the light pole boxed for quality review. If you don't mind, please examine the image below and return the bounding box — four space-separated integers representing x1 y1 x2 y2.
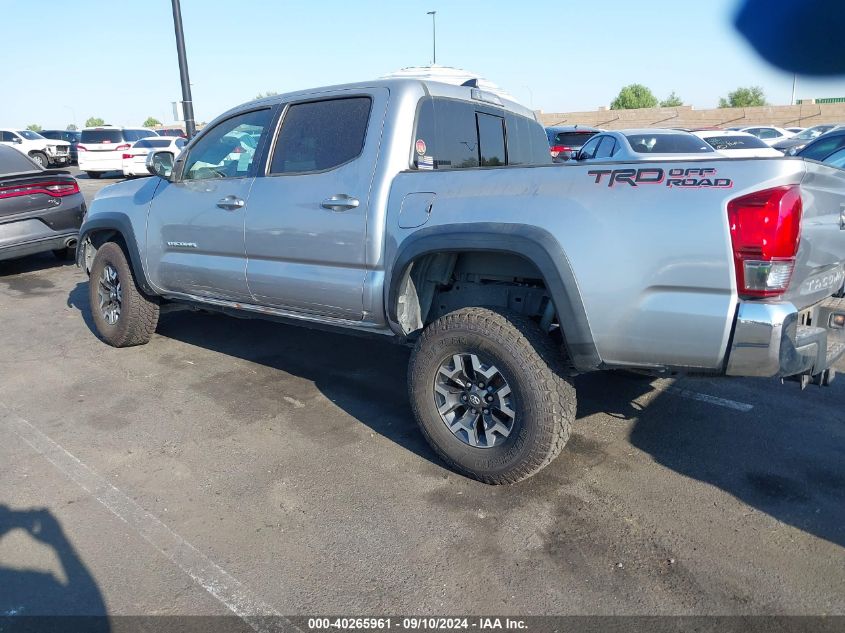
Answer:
791 73 797 105
171 0 196 139
426 11 437 65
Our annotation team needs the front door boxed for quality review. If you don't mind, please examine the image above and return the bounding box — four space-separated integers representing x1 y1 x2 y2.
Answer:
244 90 387 319
145 107 275 301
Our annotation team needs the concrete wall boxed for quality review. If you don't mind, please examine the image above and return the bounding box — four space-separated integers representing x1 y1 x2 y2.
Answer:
537 103 845 130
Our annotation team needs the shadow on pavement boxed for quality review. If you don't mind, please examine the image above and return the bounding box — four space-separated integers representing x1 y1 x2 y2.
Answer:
67 282 437 466
0 505 109 629
67 281 845 547
577 370 845 548
0 253 74 278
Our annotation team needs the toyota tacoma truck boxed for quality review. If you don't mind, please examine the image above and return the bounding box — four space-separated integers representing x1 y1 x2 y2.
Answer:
76 78 845 484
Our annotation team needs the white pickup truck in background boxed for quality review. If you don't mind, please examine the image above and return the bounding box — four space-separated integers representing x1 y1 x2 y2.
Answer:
0 128 71 168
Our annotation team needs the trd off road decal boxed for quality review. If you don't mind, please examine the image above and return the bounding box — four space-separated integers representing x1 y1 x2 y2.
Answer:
587 167 733 188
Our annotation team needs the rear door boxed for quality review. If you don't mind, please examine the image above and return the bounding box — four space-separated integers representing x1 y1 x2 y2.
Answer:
244 89 387 318
145 107 275 301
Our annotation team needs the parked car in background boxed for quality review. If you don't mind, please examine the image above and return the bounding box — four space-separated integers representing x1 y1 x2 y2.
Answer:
692 130 782 157
0 129 71 168
40 129 82 164
786 127 805 134
795 128 845 167
572 128 716 162
773 124 843 154
0 145 84 262
155 127 187 138
77 126 158 178
121 136 186 177
545 125 601 162
738 126 795 145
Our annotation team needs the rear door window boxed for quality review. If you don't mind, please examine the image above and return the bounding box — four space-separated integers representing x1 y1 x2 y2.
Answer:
269 97 371 174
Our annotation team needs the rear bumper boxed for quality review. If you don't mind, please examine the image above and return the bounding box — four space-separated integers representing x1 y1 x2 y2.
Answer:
726 299 845 379
0 194 86 261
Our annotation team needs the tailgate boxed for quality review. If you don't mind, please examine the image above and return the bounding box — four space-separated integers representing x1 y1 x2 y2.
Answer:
785 161 845 309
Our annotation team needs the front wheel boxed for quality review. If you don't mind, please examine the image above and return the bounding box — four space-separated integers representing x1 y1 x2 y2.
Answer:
29 152 48 168
408 307 576 484
88 242 159 347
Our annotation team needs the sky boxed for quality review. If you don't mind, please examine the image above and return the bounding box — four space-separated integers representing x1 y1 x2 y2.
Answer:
3 0 845 129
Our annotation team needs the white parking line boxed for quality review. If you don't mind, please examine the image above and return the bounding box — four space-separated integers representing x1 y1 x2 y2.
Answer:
1 403 299 633
651 379 754 412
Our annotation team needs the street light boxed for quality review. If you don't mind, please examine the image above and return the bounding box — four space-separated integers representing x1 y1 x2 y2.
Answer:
171 0 196 139
426 11 437 65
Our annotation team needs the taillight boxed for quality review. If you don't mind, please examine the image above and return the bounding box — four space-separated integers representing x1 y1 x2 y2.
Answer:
77 144 88 152
727 185 802 298
0 180 80 199
549 144 570 158
115 144 131 151
122 153 132 160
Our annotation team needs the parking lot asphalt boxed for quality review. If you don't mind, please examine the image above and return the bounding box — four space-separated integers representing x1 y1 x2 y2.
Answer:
0 170 843 619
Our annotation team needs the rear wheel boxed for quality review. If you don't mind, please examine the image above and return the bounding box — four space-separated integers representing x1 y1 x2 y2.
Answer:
408 307 576 484
86 171 102 179
88 242 159 347
29 152 48 168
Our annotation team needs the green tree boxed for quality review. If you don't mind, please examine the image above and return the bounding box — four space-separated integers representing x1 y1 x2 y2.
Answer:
85 117 105 127
254 91 279 100
26 123 42 132
66 123 78 131
143 117 162 127
610 84 658 110
718 86 767 108
660 92 684 107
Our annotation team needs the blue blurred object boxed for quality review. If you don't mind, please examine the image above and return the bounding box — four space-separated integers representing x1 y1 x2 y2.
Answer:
735 0 845 75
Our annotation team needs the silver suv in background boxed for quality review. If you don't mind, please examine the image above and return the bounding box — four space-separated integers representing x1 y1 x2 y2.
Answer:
77 126 158 178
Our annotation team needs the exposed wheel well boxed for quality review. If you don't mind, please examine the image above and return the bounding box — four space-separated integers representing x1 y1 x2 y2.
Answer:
395 251 559 338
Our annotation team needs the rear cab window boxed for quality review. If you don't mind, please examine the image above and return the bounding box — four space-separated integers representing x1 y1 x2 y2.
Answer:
412 96 550 170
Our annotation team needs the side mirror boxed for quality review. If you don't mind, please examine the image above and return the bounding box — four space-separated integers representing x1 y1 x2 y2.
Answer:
146 151 174 179
12 137 22 144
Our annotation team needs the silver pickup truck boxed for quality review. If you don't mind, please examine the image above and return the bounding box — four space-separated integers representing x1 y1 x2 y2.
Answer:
77 78 845 484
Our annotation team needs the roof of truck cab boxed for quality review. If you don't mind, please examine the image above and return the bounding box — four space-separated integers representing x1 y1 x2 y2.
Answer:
244 78 538 121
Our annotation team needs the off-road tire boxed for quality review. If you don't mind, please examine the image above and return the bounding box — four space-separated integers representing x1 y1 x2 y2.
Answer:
88 241 159 347
408 306 576 484
29 152 48 168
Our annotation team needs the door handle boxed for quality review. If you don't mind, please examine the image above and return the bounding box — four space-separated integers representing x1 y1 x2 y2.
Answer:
217 195 245 211
321 194 359 212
